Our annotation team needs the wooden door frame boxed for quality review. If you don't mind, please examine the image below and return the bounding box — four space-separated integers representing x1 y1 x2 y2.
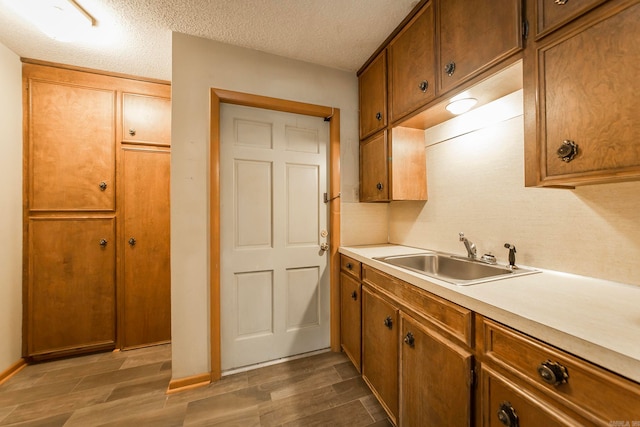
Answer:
210 88 341 381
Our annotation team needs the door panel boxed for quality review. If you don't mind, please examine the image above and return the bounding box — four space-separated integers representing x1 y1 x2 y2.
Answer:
28 217 116 355
122 147 171 348
220 104 330 371
29 80 116 211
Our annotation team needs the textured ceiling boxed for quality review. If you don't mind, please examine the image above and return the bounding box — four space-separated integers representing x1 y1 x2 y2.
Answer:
0 0 418 81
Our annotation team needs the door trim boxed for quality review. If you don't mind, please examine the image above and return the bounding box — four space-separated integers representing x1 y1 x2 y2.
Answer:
210 89 341 381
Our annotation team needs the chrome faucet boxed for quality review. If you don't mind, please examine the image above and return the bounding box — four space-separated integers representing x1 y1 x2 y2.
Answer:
459 232 477 259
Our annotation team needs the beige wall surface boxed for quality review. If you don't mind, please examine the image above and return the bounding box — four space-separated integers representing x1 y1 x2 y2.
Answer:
0 42 23 373
171 32 359 379
389 92 640 287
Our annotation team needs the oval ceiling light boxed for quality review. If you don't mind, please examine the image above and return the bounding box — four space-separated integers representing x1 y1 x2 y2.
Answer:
4 0 94 42
445 97 478 115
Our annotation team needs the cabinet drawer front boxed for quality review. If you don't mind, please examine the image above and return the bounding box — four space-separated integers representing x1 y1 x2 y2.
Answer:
362 265 473 347
535 0 607 39
480 365 587 427
340 254 361 280
480 317 640 424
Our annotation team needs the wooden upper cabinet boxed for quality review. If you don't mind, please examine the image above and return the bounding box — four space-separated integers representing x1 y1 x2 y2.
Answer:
359 51 387 140
438 0 522 94
360 131 389 202
27 79 116 211
122 93 171 146
388 1 436 123
525 1 640 187
534 0 607 39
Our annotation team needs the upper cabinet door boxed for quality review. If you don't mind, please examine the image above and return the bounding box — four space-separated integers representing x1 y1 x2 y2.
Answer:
532 2 640 186
28 80 116 211
359 51 387 140
534 0 607 39
122 93 171 146
439 0 523 94
388 1 436 123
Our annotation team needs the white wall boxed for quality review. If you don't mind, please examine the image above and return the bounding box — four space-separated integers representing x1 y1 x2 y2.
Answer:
0 42 23 373
171 32 363 379
389 90 640 287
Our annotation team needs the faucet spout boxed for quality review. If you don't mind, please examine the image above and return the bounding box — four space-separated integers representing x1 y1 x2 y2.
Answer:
459 232 477 259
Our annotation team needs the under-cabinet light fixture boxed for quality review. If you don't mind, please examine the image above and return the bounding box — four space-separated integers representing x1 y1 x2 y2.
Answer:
5 0 95 42
445 97 478 115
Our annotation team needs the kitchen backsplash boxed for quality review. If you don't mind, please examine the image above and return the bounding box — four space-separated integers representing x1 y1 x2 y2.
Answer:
343 92 640 287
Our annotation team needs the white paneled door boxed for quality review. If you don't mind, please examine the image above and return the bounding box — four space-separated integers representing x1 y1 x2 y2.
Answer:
220 103 330 371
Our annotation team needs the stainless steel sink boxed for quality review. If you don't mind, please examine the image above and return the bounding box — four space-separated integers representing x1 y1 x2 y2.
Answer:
374 253 539 285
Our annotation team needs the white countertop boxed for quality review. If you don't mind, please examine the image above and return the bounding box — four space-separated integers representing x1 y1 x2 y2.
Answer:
340 244 640 384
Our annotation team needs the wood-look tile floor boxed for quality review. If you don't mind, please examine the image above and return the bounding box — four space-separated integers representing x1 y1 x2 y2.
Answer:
0 345 392 426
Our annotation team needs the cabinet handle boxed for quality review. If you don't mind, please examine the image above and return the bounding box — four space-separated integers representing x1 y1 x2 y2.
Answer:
554 0 568 4
403 332 415 347
129 128 136 136
445 61 456 77
418 80 429 92
351 291 358 301
375 112 382 121
376 182 384 191
128 237 137 246
497 402 519 427
537 360 569 386
557 140 578 162
99 239 108 247
99 181 107 191
346 262 353 270
383 316 393 329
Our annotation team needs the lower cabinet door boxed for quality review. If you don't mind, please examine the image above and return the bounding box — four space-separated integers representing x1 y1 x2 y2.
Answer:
27 217 116 357
121 147 171 348
362 286 399 423
480 365 588 426
400 314 473 427
340 272 361 372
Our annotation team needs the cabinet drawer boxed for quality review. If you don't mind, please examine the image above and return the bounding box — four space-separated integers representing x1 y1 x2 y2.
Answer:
362 265 473 347
480 365 588 426
340 255 361 280
534 0 607 39
479 316 640 424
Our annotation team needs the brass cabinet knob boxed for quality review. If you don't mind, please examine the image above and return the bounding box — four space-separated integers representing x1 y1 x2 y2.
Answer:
99 239 108 247
403 332 415 347
128 237 137 246
99 181 107 191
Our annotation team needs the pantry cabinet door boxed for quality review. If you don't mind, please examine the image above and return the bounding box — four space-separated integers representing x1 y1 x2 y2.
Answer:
28 79 116 211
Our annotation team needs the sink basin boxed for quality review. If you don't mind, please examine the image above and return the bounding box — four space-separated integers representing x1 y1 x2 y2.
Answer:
374 253 539 285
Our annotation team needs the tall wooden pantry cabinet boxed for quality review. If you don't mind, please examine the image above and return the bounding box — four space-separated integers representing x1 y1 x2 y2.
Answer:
22 62 171 360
